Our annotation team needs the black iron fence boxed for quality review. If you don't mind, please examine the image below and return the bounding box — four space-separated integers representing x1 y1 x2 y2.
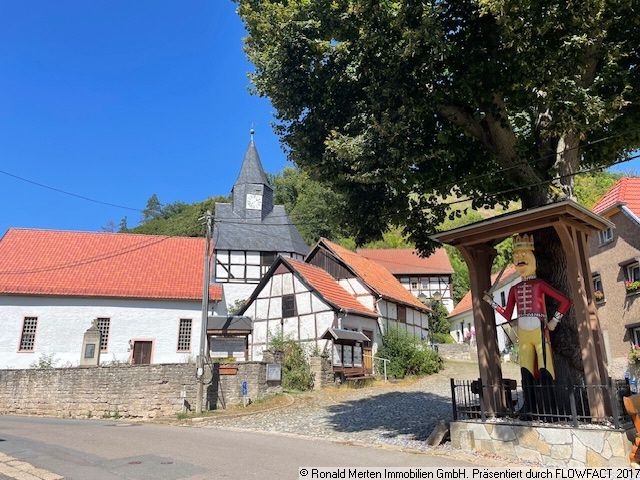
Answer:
450 378 631 428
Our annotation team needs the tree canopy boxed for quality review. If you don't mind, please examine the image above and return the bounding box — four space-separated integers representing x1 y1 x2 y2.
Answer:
236 0 640 253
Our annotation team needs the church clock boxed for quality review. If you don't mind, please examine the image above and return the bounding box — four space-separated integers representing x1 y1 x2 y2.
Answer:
246 193 262 210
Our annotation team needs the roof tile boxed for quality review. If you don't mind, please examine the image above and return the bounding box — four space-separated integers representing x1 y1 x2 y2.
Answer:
357 247 453 275
284 258 378 318
592 177 640 217
0 228 222 301
318 239 430 312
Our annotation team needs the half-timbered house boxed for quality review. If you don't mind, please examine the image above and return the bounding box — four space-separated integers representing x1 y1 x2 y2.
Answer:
213 133 308 312
240 238 431 379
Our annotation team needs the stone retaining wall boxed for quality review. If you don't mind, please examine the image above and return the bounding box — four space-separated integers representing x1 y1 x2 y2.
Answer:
0 362 280 419
436 343 477 361
451 421 633 467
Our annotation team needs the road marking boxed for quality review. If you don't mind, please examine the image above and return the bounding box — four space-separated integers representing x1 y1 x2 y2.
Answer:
0 454 63 480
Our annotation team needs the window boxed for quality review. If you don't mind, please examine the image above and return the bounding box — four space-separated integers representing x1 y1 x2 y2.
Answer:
500 291 506 307
397 306 406 323
177 319 192 352
19 317 38 351
96 318 110 351
599 228 613 245
282 294 297 318
628 263 640 283
410 280 419 290
592 274 605 303
261 252 276 267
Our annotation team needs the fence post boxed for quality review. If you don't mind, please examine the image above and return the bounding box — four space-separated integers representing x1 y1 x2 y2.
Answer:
450 378 458 421
478 377 486 422
569 387 579 427
610 379 621 429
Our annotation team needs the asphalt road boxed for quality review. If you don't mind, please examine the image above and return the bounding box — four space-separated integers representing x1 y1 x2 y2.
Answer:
0 415 484 479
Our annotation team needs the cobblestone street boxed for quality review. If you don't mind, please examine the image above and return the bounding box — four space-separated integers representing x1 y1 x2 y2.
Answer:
199 360 520 454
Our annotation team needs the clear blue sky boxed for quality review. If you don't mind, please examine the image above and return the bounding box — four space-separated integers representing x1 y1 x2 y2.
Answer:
1 1 638 235
0 1 288 234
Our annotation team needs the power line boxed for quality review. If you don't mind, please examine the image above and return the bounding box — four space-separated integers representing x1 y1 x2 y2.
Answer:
0 169 144 212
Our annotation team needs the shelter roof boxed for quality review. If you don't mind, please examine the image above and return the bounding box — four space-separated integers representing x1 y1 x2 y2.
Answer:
356 247 453 275
0 228 222 301
432 200 613 247
314 239 430 313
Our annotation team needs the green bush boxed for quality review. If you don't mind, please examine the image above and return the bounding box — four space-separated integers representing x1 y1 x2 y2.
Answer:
430 332 454 344
377 328 443 379
268 332 313 391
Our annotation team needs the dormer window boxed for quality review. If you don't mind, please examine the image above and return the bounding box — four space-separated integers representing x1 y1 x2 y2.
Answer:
598 228 613 246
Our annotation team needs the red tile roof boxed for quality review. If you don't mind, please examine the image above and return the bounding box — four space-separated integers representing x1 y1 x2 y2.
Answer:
357 247 453 275
448 265 518 318
0 228 222 301
317 239 430 313
592 177 640 217
283 258 378 318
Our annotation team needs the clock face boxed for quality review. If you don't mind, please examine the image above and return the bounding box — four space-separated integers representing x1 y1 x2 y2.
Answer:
246 193 262 210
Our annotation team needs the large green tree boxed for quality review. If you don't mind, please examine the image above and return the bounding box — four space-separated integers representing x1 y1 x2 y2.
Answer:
237 0 640 387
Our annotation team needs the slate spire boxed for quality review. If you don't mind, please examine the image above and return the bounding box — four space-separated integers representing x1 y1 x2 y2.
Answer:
231 130 274 218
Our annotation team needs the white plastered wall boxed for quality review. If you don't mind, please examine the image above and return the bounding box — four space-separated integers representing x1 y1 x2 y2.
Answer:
0 295 207 369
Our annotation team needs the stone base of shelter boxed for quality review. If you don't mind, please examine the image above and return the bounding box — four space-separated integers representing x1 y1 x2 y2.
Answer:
451 421 634 467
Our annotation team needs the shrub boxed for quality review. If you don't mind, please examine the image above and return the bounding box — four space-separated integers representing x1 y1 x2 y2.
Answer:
30 353 57 369
376 328 443 379
268 332 313 391
430 332 454 344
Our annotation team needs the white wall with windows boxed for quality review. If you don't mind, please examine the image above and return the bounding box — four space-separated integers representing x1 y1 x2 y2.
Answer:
0 296 225 369
398 275 454 312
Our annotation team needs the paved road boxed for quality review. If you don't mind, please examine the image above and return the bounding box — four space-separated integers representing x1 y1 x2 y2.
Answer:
0 416 487 480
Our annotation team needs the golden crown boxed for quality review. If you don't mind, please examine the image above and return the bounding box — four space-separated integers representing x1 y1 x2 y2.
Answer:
513 234 534 251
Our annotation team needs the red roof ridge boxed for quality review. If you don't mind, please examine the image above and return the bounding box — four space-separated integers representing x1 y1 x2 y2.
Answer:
282 257 378 317
592 177 640 217
0 228 221 301
448 265 519 318
316 239 430 313
5 227 204 240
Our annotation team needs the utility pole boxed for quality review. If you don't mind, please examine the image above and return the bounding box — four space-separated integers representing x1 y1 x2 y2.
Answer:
196 210 213 414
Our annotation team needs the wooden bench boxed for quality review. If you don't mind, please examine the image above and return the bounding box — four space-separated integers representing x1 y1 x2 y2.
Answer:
623 394 640 463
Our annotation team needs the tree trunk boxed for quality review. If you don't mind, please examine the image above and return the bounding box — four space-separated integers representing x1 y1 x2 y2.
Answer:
522 193 586 412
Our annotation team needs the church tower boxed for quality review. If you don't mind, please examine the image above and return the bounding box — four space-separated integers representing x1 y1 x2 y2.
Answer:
231 130 274 220
213 131 309 311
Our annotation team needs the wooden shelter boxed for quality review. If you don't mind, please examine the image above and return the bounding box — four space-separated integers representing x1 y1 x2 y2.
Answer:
432 200 614 418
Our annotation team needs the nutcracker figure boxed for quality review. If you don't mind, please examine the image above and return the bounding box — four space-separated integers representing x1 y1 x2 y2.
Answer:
483 234 571 415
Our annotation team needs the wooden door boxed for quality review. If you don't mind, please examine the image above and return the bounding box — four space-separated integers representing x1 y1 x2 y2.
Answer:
133 341 152 365
362 330 373 374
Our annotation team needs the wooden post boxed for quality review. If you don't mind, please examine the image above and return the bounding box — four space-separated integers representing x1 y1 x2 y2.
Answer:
554 223 606 419
459 243 504 416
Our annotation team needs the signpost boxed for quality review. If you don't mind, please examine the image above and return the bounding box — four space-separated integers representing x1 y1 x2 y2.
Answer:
242 381 248 407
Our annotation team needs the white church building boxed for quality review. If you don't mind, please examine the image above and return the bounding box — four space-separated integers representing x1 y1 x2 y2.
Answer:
0 229 225 369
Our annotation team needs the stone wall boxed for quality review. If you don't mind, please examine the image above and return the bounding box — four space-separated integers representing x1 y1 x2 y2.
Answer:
451 421 633 467
0 362 281 419
436 343 477 361
208 362 282 408
310 355 333 390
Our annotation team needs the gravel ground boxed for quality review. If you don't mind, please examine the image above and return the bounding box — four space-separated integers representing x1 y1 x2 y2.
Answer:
199 360 521 454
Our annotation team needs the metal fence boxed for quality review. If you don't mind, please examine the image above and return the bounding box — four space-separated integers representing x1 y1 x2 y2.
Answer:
450 378 631 428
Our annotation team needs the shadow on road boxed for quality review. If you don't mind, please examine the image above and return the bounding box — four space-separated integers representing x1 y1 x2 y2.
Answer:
325 391 451 441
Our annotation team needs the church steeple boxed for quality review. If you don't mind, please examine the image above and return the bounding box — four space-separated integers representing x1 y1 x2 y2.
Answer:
231 130 274 219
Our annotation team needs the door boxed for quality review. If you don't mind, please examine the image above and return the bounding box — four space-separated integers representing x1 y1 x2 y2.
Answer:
132 341 152 365
362 330 373 374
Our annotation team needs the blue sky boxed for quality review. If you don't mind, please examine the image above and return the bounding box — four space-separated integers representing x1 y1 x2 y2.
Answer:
0 1 288 234
0 1 638 235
